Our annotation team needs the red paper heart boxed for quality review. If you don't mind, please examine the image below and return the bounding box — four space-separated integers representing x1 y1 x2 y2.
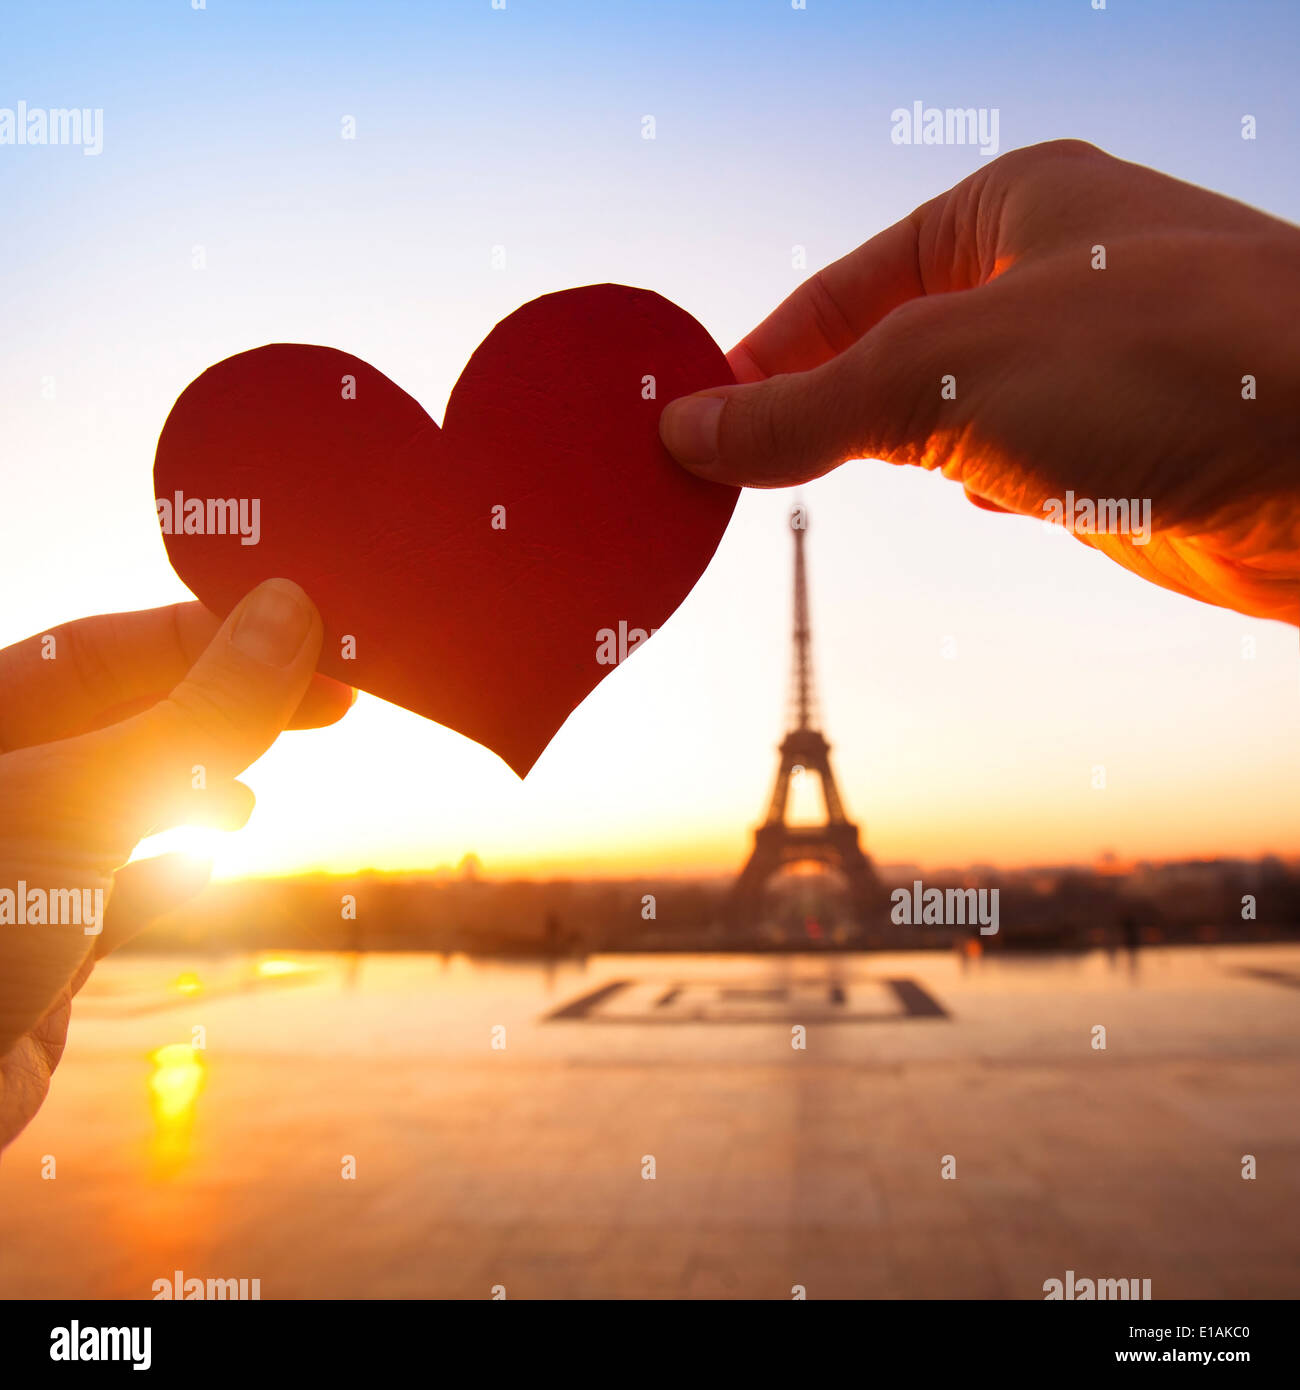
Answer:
153 284 737 776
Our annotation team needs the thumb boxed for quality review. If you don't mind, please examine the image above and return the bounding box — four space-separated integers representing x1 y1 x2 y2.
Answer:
89 578 325 840
659 295 968 488
92 852 214 961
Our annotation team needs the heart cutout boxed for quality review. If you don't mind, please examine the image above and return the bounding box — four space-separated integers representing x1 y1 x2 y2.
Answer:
153 284 738 776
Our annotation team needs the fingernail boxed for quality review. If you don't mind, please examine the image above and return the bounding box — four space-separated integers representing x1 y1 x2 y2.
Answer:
232 579 313 667
660 395 725 471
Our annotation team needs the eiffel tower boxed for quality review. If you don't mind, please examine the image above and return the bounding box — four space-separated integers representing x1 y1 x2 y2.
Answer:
727 506 880 932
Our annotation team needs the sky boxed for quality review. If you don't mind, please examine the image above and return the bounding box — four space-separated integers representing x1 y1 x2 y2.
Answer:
1 0 1298 880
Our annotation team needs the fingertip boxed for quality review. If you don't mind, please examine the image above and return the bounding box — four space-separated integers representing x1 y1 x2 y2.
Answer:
223 780 257 831
96 852 215 959
963 488 1013 515
287 673 356 729
725 342 766 385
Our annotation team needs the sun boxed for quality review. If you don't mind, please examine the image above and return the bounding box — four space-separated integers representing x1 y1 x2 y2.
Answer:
128 825 240 877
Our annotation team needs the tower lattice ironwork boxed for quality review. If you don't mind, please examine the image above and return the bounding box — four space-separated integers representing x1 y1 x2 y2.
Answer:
727 507 880 930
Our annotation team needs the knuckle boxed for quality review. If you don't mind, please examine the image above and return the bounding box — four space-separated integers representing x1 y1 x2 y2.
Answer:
804 270 859 354
1000 138 1104 173
718 385 796 483
1036 137 1105 160
58 619 128 713
735 371 854 485
854 303 954 459
164 679 261 772
747 385 809 477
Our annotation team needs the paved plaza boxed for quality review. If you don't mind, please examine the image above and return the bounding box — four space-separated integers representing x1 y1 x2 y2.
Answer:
1 946 1297 1299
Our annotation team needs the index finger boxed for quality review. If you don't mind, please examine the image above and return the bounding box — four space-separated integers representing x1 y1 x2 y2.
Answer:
728 214 929 384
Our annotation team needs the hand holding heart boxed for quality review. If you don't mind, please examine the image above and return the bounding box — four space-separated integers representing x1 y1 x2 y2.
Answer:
658 141 1300 626
0 581 352 1145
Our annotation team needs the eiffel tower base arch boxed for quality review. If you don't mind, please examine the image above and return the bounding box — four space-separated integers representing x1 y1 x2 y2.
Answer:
727 822 881 933
725 729 884 936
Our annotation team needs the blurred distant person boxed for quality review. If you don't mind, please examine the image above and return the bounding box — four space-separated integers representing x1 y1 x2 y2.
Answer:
1120 913 1142 977
663 140 1300 628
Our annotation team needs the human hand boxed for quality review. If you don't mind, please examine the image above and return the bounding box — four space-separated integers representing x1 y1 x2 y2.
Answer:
660 140 1300 624
0 579 351 1148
